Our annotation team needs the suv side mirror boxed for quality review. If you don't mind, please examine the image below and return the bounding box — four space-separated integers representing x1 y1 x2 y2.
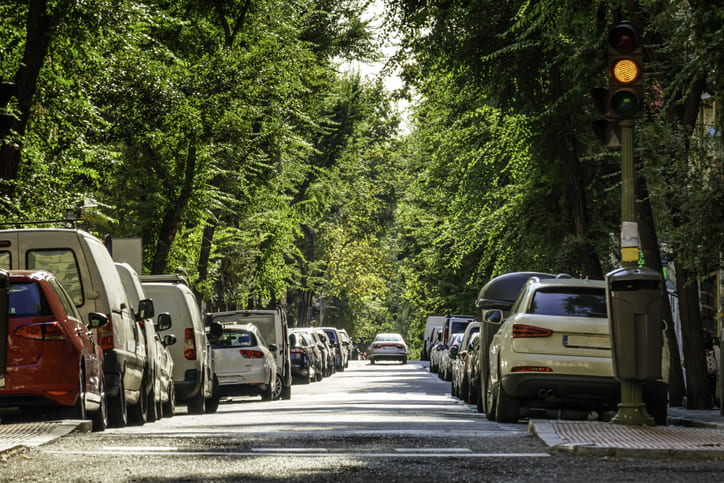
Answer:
486 310 503 324
88 312 108 329
450 346 459 359
268 343 278 353
138 298 155 320
163 334 177 346
155 312 172 332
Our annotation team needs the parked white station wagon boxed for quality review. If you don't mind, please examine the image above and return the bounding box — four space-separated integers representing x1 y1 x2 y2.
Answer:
208 323 277 401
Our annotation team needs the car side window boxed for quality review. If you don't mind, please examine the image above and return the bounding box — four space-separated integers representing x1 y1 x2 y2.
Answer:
26 249 83 306
0 251 10 270
48 278 82 319
9 282 52 317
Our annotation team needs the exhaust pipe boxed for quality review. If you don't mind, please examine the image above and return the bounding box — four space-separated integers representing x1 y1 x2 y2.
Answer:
537 388 555 399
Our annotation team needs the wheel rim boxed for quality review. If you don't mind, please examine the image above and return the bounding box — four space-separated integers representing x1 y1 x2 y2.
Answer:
272 373 283 400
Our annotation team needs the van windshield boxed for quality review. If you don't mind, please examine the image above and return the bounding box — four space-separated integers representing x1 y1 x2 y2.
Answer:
27 249 83 306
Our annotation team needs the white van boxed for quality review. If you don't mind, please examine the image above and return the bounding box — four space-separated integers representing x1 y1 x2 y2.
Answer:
141 275 217 414
206 308 291 400
115 263 175 422
422 314 446 361
0 228 148 427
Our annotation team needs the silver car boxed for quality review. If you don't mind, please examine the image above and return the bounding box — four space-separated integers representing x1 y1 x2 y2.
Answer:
368 333 408 364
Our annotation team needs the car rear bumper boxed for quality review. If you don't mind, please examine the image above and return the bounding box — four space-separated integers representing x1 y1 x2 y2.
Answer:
502 373 620 407
370 352 407 361
175 369 202 402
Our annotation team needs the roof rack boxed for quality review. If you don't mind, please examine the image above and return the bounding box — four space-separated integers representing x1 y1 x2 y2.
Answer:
139 274 190 287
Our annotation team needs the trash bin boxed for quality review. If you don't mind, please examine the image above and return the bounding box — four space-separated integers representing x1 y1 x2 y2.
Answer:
606 267 664 382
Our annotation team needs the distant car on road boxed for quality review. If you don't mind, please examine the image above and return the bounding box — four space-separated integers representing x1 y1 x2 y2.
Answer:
368 333 408 364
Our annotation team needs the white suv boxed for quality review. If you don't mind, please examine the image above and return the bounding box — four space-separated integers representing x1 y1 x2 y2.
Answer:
485 276 667 424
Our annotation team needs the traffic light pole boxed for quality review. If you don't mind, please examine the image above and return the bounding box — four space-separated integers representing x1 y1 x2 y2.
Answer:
611 119 655 426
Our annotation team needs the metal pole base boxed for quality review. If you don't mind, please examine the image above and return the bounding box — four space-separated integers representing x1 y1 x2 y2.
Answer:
611 380 655 426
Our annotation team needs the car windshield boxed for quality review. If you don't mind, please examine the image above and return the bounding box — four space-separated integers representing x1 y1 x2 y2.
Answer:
450 321 470 333
529 288 607 318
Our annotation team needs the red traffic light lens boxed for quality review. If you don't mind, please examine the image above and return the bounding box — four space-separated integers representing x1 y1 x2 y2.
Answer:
609 23 640 53
610 90 640 117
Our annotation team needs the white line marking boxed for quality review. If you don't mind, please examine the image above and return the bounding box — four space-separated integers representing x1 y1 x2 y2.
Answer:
251 448 328 453
395 448 472 453
45 449 550 458
102 446 178 452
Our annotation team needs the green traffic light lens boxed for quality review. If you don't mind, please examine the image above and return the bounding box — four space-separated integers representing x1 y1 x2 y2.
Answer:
611 91 640 117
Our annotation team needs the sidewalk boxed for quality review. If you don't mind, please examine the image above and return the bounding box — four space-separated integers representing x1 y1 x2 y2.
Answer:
0 420 90 454
530 407 724 458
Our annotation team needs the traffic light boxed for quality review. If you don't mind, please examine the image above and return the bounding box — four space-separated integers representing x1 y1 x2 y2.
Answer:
607 22 643 119
591 87 621 150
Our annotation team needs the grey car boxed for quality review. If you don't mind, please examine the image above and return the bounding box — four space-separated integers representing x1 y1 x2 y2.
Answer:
368 333 408 364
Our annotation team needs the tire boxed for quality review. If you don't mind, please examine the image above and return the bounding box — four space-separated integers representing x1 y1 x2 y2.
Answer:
485 374 497 421
468 377 478 406
495 377 520 423
187 377 206 415
370 358 375 365
451 379 457 398
162 381 176 418
301 370 312 385
146 382 158 423
60 368 87 420
108 373 127 428
272 373 284 400
261 377 274 401
128 378 147 426
91 375 108 432
402 357 407 365
461 375 470 403
205 375 221 413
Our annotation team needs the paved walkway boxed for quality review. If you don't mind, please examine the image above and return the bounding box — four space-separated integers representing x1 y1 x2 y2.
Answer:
530 407 724 458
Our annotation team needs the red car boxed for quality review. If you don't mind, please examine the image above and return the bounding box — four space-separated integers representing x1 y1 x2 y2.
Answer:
0 270 108 431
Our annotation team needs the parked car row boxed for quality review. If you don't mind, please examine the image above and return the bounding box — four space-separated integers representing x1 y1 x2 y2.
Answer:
0 228 299 431
288 326 354 383
443 271 669 425
429 314 475 379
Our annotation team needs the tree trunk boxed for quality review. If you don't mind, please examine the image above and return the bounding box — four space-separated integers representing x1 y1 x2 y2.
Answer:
675 260 713 409
0 0 55 195
636 174 685 406
151 144 197 274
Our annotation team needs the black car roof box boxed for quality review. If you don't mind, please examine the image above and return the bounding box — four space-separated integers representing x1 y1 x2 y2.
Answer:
475 272 556 310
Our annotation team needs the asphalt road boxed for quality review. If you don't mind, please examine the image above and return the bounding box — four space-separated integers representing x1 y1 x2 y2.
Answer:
1 360 722 481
